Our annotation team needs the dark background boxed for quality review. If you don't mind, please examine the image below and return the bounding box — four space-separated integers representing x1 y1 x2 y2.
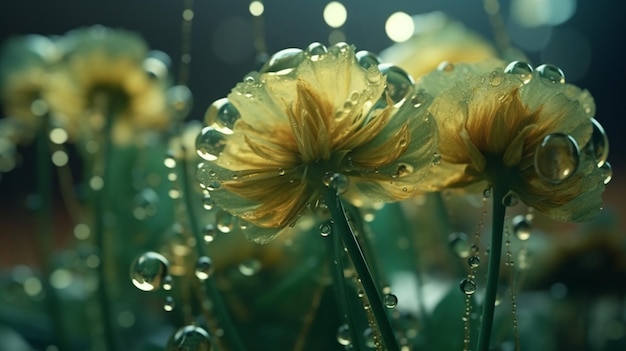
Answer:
1 0 624 237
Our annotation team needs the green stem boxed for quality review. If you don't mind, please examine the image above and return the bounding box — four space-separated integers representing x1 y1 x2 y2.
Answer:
35 114 68 350
476 183 507 351
323 189 400 351
93 110 117 350
324 221 362 349
179 146 247 351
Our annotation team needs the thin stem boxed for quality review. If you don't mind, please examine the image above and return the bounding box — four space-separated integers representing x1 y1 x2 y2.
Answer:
178 146 247 351
93 108 117 350
476 183 507 351
35 113 68 350
324 222 362 349
323 189 400 351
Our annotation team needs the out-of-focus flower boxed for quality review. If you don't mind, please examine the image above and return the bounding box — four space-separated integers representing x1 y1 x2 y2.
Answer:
196 43 439 243
379 12 497 80
0 34 60 143
47 26 171 145
415 60 609 222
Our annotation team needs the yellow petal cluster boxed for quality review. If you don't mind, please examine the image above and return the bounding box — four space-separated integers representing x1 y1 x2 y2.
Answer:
416 60 609 221
197 43 439 243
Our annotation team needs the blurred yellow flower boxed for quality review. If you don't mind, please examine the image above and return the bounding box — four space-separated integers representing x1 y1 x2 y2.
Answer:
0 34 60 143
47 26 170 145
379 12 497 80
197 43 438 243
416 60 609 221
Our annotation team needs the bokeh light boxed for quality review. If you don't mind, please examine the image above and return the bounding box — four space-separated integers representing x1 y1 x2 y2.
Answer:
323 2 348 28
385 12 414 43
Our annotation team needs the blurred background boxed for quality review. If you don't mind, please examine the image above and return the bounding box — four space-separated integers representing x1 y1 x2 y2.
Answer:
0 1 624 350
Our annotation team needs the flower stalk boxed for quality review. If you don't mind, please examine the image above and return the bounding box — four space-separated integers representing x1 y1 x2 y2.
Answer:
476 182 508 351
324 188 400 351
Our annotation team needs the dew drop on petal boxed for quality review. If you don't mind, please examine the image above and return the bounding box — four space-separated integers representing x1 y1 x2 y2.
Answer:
384 293 398 308
483 186 492 199
488 70 504 86
460 278 477 295
205 98 240 131
448 232 470 258
336 324 351 346
410 91 428 108
502 191 519 207
601 161 612 185
536 63 565 84
355 50 381 69
319 221 332 237
194 256 214 281
504 61 533 83
468 255 480 269
130 252 169 292
166 325 212 351
379 64 414 104
512 215 531 240
196 126 229 161
437 61 454 72
259 48 304 75
586 118 609 168
534 133 580 183
306 42 328 61
238 259 262 276
202 195 215 211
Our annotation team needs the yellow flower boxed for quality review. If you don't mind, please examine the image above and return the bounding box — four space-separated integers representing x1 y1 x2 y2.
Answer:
379 12 498 80
196 43 438 243
47 26 170 145
416 60 610 222
0 34 60 143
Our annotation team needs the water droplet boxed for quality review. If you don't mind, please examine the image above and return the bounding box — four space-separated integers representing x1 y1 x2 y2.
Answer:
460 278 476 295
489 71 504 86
512 215 531 240
502 191 519 207
195 256 214 281
384 293 398 308
259 48 304 75
205 98 240 131
167 85 193 119
468 255 480 269
432 152 441 165
215 210 235 233
166 325 212 351
319 221 332 237
586 118 609 168
202 195 215 211
238 259 262 276
365 65 382 84
162 275 173 291
196 126 229 161
379 64 414 104
203 224 217 243
483 186 492 199
330 173 349 194
306 42 327 61
504 61 533 83
534 133 580 183
601 161 612 185
437 61 454 72
355 50 381 68
163 296 175 311
448 232 471 258
278 168 286 176
536 64 565 84
133 188 159 220
410 91 428 108
130 252 169 291
363 327 376 348
336 324 351 346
